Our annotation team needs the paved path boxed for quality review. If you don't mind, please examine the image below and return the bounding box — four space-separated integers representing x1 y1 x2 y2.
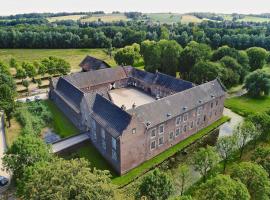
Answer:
16 92 48 103
52 133 90 153
0 113 11 193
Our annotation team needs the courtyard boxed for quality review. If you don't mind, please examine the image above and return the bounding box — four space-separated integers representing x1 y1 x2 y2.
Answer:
109 87 156 110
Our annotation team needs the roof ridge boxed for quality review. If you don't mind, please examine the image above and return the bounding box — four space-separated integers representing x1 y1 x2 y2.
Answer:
133 79 220 111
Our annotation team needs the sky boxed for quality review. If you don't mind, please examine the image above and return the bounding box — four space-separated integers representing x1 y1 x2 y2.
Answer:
1 0 270 15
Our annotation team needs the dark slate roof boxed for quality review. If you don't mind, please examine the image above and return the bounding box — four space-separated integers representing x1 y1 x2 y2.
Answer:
56 77 84 108
153 72 194 92
129 67 156 84
79 55 110 71
64 66 128 89
90 94 132 137
123 66 194 92
128 79 226 128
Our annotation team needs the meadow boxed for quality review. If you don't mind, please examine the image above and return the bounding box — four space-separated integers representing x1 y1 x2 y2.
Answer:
80 14 128 22
47 14 86 22
0 49 117 72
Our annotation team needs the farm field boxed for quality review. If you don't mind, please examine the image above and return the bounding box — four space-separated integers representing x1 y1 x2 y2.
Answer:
47 14 86 22
80 14 128 22
0 49 117 72
147 13 182 23
237 15 270 22
146 13 203 24
181 15 203 23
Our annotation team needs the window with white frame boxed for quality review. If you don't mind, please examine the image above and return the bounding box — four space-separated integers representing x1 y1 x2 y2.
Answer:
151 128 156 138
112 137 117 161
183 125 187 132
190 121 194 129
183 113 188 122
197 118 200 126
132 128 136 134
101 128 106 151
159 124 164 134
150 140 156 150
197 107 203 116
158 137 164 146
169 131 174 141
176 116 182 126
175 127 181 137
91 119 97 141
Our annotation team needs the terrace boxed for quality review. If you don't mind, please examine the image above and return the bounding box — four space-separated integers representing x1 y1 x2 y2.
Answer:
109 87 156 110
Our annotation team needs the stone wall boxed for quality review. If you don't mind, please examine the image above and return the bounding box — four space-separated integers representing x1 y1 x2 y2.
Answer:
50 90 83 131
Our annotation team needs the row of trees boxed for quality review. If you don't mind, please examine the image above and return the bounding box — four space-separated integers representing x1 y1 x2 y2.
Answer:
3 19 270 49
137 113 270 200
115 39 270 90
0 62 16 127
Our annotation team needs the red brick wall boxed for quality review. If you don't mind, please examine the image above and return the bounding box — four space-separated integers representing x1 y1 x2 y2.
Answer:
119 95 225 174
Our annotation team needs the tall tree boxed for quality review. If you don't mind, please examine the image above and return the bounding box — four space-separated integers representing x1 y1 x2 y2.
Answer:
193 174 250 200
17 158 115 200
231 162 270 200
137 169 174 200
114 43 141 66
0 84 16 127
179 41 211 79
216 135 237 173
2 134 52 181
158 39 183 76
244 69 270 97
190 61 222 84
246 47 268 71
190 146 220 182
176 164 190 196
234 120 256 159
252 147 270 176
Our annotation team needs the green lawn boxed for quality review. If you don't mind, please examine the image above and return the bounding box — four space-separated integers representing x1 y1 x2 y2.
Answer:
0 49 116 72
67 143 117 177
112 116 230 187
43 100 79 138
225 95 270 116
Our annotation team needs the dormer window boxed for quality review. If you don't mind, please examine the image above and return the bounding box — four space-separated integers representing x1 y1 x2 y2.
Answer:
176 116 182 126
132 128 136 134
159 124 164 134
183 113 188 122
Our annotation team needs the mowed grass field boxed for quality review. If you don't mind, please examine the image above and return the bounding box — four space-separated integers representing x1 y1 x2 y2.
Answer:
0 49 117 72
225 95 270 117
146 13 202 24
47 15 86 22
80 14 128 22
237 15 270 23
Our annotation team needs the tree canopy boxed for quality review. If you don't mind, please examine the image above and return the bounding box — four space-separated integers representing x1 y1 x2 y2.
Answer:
137 169 174 200
231 162 270 200
2 134 52 181
17 158 115 200
244 69 270 97
193 174 250 200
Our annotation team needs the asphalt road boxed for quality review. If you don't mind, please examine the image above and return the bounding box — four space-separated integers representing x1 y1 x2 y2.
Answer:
16 92 48 103
0 113 11 193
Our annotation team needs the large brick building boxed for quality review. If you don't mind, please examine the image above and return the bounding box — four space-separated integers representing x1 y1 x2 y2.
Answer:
49 66 226 175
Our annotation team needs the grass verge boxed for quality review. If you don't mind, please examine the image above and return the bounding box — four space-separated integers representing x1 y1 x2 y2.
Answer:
112 116 230 187
43 100 79 138
225 95 270 117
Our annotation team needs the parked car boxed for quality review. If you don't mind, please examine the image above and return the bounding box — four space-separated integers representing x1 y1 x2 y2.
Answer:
35 96 41 101
0 176 8 187
26 98 31 102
